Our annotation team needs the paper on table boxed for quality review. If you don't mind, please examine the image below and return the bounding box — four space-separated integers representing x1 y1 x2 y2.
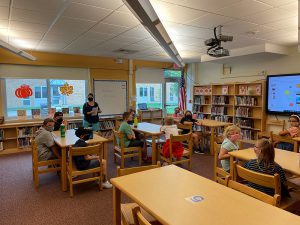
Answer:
91 107 98 116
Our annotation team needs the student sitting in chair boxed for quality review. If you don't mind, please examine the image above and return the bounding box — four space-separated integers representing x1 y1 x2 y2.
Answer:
180 110 203 154
244 139 289 197
173 107 183 118
277 114 300 151
161 117 183 161
219 125 241 172
73 127 112 189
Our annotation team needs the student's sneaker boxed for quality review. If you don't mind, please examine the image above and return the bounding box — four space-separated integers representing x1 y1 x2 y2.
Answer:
102 181 113 189
194 148 205 154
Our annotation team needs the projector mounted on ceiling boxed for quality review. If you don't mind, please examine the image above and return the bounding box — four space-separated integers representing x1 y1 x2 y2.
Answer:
204 25 233 57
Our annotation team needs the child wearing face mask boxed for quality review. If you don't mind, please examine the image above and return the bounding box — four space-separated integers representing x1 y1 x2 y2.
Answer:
244 139 289 197
180 110 203 154
73 127 112 189
219 125 241 172
83 93 102 131
277 114 300 151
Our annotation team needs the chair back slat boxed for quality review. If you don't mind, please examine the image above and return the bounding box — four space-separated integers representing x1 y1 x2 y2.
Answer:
69 144 102 156
214 142 230 185
170 133 192 143
117 162 161 177
235 163 281 195
132 206 152 225
113 129 125 148
177 123 192 133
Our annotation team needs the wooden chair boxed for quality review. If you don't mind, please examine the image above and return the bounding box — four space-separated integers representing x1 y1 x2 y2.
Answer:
132 206 152 225
159 133 193 169
257 119 285 139
32 140 61 188
271 132 298 152
230 162 300 211
113 130 142 168
117 162 162 225
176 123 192 134
67 144 103 197
213 142 230 185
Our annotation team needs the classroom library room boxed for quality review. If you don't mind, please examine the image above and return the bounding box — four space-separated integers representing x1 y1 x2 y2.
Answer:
1 0 300 224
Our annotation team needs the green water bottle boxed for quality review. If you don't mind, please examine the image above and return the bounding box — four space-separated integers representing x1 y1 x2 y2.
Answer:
60 124 65 137
134 116 138 128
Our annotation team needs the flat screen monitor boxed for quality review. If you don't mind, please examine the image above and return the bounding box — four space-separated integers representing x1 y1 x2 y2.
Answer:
267 74 300 114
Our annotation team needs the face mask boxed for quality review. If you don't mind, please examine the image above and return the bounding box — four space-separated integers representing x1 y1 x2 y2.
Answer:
230 133 240 142
186 114 192 119
88 97 93 102
45 126 54 132
83 134 90 141
57 118 63 123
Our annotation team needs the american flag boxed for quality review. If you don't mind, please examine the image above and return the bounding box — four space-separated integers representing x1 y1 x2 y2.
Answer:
178 72 186 111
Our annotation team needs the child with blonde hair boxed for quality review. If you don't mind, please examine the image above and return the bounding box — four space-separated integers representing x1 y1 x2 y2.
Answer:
161 117 183 160
219 125 241 172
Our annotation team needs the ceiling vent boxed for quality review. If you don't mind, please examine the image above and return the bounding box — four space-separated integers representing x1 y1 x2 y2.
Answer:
113 49 139 54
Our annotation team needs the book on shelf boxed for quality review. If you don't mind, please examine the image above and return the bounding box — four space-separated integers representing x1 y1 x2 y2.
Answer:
73 107 81 116
18 137 31 148
222 85 228 95
31 109 41 119
0 129 4 140
0 141 3 151
256 84 261 95
62 107 70 115
48 108 56 118
17 110 27 120
238 85 247 95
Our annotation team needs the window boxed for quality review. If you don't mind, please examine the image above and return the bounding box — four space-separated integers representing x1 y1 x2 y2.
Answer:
136 83 162 109
164 69 182 78
4 79 87 118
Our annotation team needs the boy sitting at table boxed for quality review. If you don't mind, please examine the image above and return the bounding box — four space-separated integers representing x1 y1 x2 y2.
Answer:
73 127 112 189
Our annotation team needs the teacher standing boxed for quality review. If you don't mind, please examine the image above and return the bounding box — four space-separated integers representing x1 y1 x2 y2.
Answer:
83 93 102 131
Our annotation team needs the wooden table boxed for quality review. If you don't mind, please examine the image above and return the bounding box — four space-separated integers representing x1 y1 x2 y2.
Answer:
229 148 300 177
198 119 232 155
292 136 300 153
111 165 300 225
52 129 109 191
132 122 162 165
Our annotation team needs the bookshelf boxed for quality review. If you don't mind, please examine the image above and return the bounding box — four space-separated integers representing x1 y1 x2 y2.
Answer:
98 116 122 141
138 109 163 125
0 118 83 156
193 81 266 140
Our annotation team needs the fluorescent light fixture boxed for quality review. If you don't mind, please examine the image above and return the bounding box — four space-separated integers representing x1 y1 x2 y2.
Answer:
122 0 184 67
0 39 37 61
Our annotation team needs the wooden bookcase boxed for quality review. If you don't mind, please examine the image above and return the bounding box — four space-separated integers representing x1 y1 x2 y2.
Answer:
193 81 266 140
138 109 163 125
99 116 122 141
0 118 82 156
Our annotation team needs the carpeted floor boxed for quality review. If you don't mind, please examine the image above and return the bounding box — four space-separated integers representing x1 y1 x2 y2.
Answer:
0 144 214 225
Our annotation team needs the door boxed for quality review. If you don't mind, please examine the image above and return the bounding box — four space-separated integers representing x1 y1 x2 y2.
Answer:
164 78 179 115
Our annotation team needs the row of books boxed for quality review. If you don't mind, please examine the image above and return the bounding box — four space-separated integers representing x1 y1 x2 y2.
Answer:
0 141 3 151
0 129 4 141
99 120 115 130
235 107 252 117
193 105 204 113
235 118 254 129
17 107 82 119
194 96 210 105
18 137 31 148
211 115 232 122
68 122 82 129
17 127 37 137
241 129 253 140
211 106 228 115
235 96 258 106
212 96 229 105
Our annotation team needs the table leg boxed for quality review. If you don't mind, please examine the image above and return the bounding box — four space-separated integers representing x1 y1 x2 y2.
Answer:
152 135 157 165
293 140 298 153
113 186 121 225
61 147 67 192
210 127 215 155
230 156 234 179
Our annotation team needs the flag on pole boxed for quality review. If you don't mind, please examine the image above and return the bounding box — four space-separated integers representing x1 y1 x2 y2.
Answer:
178 73 186 111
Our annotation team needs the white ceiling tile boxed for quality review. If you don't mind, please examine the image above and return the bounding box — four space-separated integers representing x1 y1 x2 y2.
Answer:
0 6 9 20
71 0 123 10
102 11 139 28
51 17 96 33
94 40 128 51
134 37 159 47
9 30 44 39
109 36 142 45
223 20 259 34
43 30 81 42
0 0 10 7
92 22 129 35
0 28 8 41
278 1 298 16
257 0 296 7
122 44 152 52
11 8 56 25
13 0 66 13
0 19 8 28
64 38 104 52
10 21 49 33
116 4 131 13
158 0 242 12
63 3 112 22
216 0 272 19
121 25 151 39
151 0 207 24
187 13 233 29
9 37 40 49
164 23 213 39
81 31 115 40
38 40 69 50
244 8 295 25
264 16 297 30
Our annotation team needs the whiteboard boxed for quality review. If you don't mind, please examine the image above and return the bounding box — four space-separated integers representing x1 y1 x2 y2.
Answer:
93 80 127 116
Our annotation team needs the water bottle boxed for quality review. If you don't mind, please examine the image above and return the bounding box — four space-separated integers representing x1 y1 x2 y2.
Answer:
134 117 138 128
60 124 65 137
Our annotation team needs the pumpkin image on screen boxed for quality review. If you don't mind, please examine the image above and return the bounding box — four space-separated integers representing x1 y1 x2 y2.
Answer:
15 84 33 98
